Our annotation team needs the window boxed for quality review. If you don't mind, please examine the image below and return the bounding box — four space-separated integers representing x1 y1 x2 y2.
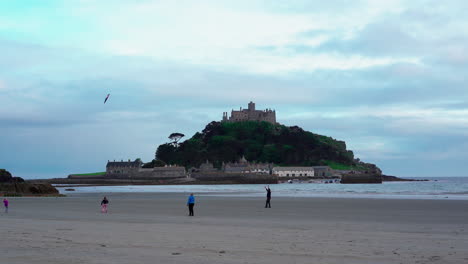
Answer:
287 173 289 177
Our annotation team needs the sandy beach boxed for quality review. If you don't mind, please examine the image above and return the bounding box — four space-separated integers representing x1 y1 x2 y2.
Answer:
1 193 467 264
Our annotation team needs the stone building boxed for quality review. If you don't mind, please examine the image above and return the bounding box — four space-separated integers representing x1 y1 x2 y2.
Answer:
312 166 333 177
198 160 218 173
272 166 333 178
222 156 272 174
106 159 143 175
222 101 276 124
103 159 185 179
136 166 186 178
191 157 277 183
272 167 315 177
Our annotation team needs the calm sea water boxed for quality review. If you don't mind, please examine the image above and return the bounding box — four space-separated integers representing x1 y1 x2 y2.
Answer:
55 177 468 200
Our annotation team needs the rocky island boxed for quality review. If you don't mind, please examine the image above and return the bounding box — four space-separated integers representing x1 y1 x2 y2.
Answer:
0 169 59 196
41 102 389 185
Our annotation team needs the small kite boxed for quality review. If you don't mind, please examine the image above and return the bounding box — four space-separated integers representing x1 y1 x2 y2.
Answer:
104 94 110 104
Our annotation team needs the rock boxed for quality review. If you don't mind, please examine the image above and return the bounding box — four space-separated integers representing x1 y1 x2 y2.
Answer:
0 182 60 196
0 169 59 196
0 169 25 183
12 177 25 183
382 175 428 182
0 169 13 182
341 173 382 184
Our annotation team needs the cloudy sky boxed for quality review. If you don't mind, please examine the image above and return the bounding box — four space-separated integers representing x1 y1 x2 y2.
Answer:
1 0 467 178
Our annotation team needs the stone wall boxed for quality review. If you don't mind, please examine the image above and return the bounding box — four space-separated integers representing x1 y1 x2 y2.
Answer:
191 172 278 184
106 166 140 175
68 167 186 180
74 167 188 180
68 174 106 179
229 110 276 123
341 173 382 184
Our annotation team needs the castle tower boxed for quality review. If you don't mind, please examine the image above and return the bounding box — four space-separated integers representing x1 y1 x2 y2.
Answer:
248 101 255 111
221 102 277 124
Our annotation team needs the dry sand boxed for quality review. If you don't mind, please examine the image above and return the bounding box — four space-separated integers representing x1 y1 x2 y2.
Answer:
1 192 467 264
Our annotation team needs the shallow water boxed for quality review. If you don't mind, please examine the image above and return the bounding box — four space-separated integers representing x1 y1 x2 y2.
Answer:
55 177 468 200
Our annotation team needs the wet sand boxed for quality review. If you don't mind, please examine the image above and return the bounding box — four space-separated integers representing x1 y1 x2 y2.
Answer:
1 193 467 264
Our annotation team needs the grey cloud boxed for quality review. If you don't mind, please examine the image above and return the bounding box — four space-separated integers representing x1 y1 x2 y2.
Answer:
287 3 468 66
5 58 466 130
286 112 468 176
317 21 421 56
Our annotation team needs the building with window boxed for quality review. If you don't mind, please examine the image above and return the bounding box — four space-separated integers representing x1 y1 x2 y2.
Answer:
272 167 315 177
222 101 276 124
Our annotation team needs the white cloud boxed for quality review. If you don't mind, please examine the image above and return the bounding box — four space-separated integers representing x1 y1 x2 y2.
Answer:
48 0 417 74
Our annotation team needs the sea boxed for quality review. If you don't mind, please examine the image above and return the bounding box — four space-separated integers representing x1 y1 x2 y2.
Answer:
54 177 468 200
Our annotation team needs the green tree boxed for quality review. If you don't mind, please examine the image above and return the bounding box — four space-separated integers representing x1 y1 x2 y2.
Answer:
168 132 185 146
154 121 361 169
142 159 166 168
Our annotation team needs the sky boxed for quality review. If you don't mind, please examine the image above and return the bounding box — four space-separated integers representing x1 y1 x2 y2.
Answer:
1 0 467 178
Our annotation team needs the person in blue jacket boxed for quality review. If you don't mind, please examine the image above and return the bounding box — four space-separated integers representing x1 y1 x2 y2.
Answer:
187 193 195 216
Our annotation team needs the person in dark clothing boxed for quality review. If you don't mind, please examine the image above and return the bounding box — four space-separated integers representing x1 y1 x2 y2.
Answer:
187 193 195 216
101 196 109 213
265 186 271 208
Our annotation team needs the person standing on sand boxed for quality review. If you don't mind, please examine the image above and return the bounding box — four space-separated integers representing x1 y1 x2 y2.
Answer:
265 186 271 208
187 193 195 216
101 196 109 213
3 198 8 213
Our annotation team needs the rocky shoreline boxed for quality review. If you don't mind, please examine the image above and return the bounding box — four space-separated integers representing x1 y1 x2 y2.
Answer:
29 174 427 187
382 175 429 182
0 169 60 197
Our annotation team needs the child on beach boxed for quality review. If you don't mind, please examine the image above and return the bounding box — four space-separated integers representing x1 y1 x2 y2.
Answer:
187 193 195 216
3 198 8 213
101 196 109 213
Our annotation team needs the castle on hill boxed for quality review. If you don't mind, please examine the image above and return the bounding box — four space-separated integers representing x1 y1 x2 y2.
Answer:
222 101 276 124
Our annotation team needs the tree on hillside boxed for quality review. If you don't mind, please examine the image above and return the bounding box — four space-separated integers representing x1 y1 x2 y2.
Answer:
168 132 185 146
142 159 166 168
156 143 178 162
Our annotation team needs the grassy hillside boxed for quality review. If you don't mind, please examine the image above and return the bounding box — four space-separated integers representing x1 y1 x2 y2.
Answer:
69 172 106 176
156 121 362 169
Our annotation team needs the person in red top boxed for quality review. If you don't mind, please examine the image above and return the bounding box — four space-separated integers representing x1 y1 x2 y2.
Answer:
100 196 109 213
